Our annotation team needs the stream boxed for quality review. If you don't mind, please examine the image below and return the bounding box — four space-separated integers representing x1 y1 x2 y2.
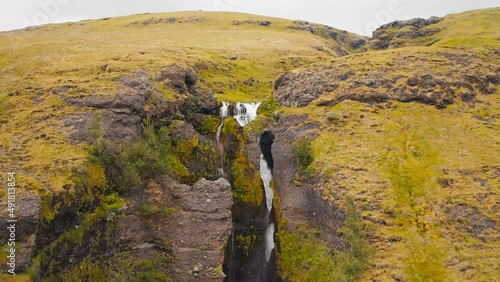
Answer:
217 102 278 282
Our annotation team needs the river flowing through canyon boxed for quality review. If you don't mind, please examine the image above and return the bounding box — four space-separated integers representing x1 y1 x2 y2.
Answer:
216 102 278 282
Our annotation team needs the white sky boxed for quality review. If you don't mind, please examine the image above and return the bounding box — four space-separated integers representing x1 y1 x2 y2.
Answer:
1 0 499 36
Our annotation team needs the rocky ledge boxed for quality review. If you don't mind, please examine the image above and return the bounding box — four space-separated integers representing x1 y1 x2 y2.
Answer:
166 178 233 281
273 50 499 109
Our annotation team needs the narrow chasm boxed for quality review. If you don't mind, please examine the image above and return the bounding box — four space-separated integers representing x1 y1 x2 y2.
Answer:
258 130 278 282
220 103 279 282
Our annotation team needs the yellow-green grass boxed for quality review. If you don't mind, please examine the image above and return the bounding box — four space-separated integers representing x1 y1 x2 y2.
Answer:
431 8 500 46
280 95 499 280
0 11 341 195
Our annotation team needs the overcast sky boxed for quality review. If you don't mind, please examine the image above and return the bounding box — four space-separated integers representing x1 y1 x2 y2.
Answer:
1 0 499 36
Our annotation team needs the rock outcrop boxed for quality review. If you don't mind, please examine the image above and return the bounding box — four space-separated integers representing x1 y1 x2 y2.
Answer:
64 65 219 144
273 51 499 108
371 16 443 49
0 191 40 272
167 178 233 281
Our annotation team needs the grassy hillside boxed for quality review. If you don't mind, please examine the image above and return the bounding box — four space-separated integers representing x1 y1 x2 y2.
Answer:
0 7 499 282
275 8 499 281
370 7 500 50
0 11 346 196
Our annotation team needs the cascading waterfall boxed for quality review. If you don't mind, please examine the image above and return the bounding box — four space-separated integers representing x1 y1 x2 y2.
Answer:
219 102 277 282
216 101 230 177
259 130 276 269
215 101 261 177
260 154 275 262
234 102 261 127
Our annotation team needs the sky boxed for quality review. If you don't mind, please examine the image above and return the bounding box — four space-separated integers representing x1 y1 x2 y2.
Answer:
1 0 499 36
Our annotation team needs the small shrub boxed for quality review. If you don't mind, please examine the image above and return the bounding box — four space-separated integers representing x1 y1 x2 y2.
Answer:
138 203 160 216
259 96 280 117
197 115 221 135
291 136 315 175
89 115 185 194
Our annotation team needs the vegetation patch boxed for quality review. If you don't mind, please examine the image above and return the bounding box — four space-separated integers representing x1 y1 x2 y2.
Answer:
278 198 373 281
291 136 315 176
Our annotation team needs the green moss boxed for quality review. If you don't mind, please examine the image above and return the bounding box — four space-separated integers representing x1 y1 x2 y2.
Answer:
197 115 221 135
258 96 281 117
90 116 186 193
236 233 258 257
244 115 274 140
231 147 263 206
40 194 60 223
278 199 372 281
137 202 177 217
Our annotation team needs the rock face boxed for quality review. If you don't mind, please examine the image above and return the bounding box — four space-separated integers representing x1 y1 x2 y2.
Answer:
371 16 442 49
273 70 346 107
64 70 149 143
245 114 345 249
64 66 219 144
169 120 219 183
0 191 40 272
272 115 343 243
286 21 369 54
273 52 499 108
167 178 233 281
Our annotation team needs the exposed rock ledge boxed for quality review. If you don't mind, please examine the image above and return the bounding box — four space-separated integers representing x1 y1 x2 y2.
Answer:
273 52 499 108
166 178 233 281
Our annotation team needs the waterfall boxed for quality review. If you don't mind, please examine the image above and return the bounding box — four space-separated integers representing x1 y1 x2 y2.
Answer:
220 102 278 282
234 102 261 127
264 223 275 262
216 101 262 177
260 154 274 214
259 130 276 265
216 102 230 177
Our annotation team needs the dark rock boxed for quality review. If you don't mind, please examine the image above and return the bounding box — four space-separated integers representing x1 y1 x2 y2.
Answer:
260 21 272 26
407 76 419 86
313 45 324 51
272 54 496 109
293 20 309 25
273 68 347 107
371 16 443 50
0 191 40 272
157 64 198 94
350 38 367 49
119 70 152 92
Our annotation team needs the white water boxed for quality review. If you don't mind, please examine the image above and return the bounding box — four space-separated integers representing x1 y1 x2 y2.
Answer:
234 102 261 127
264 223 275 262
219 101 230 118
216 102 230 177
260 153 275 263
260 154 274 213
216 101 276 270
